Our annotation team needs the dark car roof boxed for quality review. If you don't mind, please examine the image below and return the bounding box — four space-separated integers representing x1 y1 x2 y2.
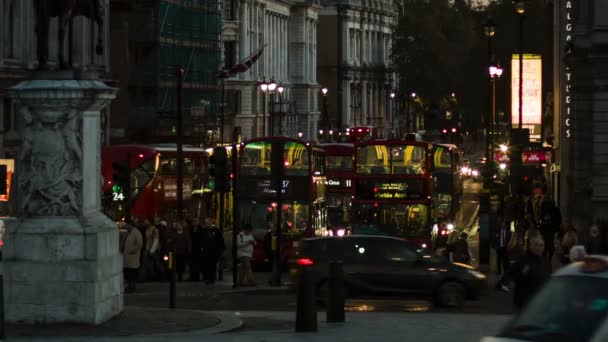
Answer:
302 235 408 244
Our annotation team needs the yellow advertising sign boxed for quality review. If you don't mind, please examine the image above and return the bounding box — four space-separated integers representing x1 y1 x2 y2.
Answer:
511 54 542 141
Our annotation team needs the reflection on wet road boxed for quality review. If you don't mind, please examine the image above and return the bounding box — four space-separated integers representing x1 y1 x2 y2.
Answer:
345 299 432 313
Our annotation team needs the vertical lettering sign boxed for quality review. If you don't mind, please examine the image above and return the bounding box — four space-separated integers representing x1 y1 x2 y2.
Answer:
564 0 574 139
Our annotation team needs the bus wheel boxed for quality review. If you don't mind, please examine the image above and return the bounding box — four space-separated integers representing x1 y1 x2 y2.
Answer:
436 281 465 308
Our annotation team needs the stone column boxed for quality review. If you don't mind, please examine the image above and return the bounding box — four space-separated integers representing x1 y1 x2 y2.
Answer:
4 71 121 324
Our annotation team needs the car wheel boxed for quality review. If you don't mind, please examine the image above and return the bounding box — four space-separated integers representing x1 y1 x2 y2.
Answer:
436 281 466 308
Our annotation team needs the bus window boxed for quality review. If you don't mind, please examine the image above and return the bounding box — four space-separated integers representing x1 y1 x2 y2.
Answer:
159 157 193 175
241 142 271 176
326 155 352 171
284 142 309 176
391 145 425 174
356 145 388 174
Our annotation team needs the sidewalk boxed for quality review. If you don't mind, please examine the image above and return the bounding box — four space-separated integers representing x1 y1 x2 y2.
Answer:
4 310 510 342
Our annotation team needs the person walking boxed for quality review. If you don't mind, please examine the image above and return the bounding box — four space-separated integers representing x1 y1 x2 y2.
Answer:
585 224 602 255
120 222 143 293
237 224 257 286
188 217 204 281
172 222 191 281
144 222 162 280
507 236 550 309
495 220 512 275
201 219 225 284
449 232 472 264
552 226 578 271
538 195 561 259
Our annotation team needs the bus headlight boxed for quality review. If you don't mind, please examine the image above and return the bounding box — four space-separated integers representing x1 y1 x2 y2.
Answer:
446 223 455 231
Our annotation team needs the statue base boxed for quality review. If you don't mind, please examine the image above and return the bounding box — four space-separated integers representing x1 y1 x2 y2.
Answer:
3 214 123 324
4 74 121 324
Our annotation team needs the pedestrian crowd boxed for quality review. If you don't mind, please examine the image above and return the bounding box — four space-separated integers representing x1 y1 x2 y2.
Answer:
118 216 225 293
492 192 608 310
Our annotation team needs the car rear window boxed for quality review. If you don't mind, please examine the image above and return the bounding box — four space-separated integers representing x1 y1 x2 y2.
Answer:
499 276 608 341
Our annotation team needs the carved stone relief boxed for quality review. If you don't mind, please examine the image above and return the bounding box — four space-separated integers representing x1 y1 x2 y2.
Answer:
18 106 82 216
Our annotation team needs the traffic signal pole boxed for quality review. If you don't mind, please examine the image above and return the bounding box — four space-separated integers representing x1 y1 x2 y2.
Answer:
231 129 239 289
176 65 185 220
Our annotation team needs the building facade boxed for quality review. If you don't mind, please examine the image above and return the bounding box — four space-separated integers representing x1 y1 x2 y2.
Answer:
554 0 608 227
317 0 397 137
221 0 321 141
0 0 110 156
109 0 222 145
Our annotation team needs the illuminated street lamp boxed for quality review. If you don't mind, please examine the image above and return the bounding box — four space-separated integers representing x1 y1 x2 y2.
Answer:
390 91 396 137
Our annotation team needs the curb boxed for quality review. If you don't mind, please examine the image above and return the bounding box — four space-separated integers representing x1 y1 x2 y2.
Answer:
3 308 244 341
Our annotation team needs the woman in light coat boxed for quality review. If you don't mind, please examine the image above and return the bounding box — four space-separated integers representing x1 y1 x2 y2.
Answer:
121 222 143 293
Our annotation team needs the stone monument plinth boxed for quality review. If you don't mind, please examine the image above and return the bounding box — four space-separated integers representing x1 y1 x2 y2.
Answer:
3 71 122 324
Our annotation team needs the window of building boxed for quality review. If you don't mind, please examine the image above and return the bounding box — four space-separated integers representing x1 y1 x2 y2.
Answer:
223 41 236 69
223 0 237 21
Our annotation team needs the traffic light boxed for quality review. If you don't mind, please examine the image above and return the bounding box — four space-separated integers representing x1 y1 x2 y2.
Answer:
210 147 229 193
112 159 130 202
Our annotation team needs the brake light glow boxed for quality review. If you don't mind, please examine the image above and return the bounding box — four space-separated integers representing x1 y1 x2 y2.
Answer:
297 258 314 266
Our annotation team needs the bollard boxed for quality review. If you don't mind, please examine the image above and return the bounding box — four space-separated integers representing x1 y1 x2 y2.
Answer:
0 275 4 340
327 261 345 323
295 267 317 332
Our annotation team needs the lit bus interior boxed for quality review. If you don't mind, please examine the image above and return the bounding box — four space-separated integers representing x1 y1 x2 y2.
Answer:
356 145 426 175
240 141 311 176
238 140 326 240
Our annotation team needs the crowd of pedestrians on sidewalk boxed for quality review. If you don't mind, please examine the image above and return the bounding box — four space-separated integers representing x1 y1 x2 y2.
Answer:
118 215 225 292
492 191 608 310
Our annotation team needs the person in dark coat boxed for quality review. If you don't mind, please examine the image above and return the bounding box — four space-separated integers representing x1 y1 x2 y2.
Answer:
448 232 472 264
201 218 225 284
538 195 561 259
585 225 602 255
188 217 204 281
507 235 551 309
172 222 191 281
495 220 512 275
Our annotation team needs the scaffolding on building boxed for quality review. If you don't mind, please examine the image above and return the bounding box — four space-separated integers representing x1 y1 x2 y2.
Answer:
130 0 221 145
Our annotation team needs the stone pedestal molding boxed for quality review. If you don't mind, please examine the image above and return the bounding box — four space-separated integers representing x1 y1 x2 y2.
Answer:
3 71 122 324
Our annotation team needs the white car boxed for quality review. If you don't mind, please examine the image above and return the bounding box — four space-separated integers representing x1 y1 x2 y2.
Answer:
482 255 608 342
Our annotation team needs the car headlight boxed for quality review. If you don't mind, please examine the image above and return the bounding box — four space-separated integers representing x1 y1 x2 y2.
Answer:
467 269 486 280
446 223 454 231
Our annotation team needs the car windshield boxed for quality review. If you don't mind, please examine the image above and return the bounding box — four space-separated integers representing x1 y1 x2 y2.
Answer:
499 276 608 342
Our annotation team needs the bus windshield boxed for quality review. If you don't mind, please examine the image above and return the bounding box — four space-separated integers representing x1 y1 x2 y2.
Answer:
356 144 426 175
238 200 310 240
240 141 272 176
326 155 352 171
352 203 429 237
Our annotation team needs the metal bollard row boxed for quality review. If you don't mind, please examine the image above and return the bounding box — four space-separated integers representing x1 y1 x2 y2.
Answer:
295 261 345 332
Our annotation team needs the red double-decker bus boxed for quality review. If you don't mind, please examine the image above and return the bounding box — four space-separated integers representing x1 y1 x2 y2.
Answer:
321 143 354 236
237 137 326 267
431 143 464 246
101 144 209 221
352 139 434 250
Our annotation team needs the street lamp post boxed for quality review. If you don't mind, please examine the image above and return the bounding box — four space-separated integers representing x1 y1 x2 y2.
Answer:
274 85 285 135
483 17 496 189
515 0 525 129
390 91 396 137
260 79 269 137
489 64 503 162
321 87 329 141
